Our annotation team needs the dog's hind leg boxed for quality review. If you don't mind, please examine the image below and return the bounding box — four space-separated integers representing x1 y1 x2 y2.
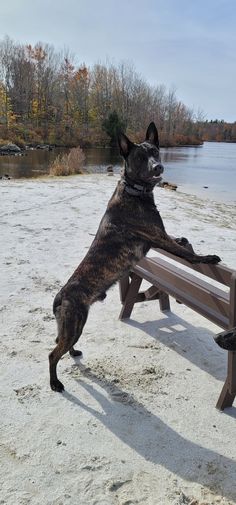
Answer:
69 302 88 358
49 341 71 392
49 300 88 392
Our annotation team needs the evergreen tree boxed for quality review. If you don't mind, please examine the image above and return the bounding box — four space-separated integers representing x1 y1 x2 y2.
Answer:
102 111 125 146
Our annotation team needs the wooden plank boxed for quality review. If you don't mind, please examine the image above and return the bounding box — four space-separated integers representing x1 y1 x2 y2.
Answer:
131 270 228 328
133 261 229 320
137 257 230 301
134 257 229 302
229 273 236 327
144 286 160 300
152 248 234 286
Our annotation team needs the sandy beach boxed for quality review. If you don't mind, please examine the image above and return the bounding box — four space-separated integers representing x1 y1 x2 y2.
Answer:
1 174 236 505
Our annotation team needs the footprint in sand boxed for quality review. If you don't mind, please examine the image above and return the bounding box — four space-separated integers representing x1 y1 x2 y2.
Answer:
14 384 41 404
17 259 30 265
108 480 132 492
109 391 135 406
107 479 140 504
43 314 54 321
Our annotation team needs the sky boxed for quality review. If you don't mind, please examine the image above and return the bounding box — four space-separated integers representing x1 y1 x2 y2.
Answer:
1 0 236 122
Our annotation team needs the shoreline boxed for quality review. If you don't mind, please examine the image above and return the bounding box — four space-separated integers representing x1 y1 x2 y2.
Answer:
1 141 236 205
0 140 204 151
1 170 236 206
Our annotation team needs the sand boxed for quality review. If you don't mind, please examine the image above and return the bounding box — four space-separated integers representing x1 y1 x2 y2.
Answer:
1 174 236 505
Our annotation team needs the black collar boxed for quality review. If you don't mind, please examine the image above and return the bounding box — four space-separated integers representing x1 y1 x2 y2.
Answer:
121 171 155 196
122 180 153 196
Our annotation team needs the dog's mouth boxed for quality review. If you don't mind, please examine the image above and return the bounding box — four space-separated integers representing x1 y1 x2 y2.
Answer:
146 175 163 184
140 175 163 186
147 164 164 184
152 175 162 181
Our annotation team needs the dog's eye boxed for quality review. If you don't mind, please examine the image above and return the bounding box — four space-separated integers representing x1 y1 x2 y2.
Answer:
136 152 146 163
151 148 159 157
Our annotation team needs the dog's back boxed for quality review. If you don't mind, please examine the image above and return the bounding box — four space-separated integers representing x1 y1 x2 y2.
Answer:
56 180 152 306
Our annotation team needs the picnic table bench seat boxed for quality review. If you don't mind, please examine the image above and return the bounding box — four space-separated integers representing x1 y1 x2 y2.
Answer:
119 249 236 410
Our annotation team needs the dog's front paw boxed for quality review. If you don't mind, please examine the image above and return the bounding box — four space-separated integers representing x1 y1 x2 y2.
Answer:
175 237 189 246
176 236 194 253
203 254 221 264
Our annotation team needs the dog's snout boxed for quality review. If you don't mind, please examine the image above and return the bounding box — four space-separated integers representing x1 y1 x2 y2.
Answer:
153 163 164 174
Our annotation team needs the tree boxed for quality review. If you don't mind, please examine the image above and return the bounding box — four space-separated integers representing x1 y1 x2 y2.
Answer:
1 35 222 146
102 111 125 146
0 83 16 133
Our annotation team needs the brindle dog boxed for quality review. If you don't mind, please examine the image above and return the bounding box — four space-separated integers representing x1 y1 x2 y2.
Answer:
49 122 221 392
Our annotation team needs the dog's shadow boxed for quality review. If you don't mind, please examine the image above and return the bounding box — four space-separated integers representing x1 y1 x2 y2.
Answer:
123 309 227 381
64 361 236 502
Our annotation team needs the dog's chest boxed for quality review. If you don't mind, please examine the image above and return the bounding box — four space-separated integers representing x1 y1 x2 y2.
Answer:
131 243 146 262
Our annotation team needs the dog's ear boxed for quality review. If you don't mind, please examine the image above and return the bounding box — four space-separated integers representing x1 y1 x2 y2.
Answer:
117 131 134 158
146 122 159 147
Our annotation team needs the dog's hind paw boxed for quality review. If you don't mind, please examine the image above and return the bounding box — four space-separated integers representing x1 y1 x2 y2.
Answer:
50 379 65 392
69 348 82 357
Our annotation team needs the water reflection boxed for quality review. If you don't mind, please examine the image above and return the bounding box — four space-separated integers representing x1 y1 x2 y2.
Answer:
84 147 122 174
0 148 67 179
0 142 236 202
0 147 122 178
0 145 203 178
161 146 201 164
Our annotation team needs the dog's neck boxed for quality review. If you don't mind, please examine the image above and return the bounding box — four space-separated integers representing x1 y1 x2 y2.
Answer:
122 170 155 197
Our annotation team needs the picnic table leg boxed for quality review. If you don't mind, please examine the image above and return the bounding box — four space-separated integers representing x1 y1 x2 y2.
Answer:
216 351 236 410
119 273 142 320
216 273 236 410
159 291 170 312
119 274 130 303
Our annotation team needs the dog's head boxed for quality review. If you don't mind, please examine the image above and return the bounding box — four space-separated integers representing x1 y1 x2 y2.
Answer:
118 122 164 186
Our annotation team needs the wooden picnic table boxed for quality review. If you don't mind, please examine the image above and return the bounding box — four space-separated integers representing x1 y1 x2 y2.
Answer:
119 249 236 410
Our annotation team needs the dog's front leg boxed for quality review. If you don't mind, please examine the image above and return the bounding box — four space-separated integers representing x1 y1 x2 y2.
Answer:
174 237 194 253
159 234 221 264
134 227 221 264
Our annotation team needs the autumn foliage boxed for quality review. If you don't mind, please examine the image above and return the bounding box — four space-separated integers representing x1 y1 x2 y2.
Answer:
0 36 234 148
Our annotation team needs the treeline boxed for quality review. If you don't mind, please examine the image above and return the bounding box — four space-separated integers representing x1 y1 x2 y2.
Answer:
198 120 236 143
0 35 230 148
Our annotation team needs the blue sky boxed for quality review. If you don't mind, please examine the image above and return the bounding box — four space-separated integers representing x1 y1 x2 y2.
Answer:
1 0 236 121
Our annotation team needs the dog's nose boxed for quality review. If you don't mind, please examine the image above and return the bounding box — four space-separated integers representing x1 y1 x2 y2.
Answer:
153 163 164 175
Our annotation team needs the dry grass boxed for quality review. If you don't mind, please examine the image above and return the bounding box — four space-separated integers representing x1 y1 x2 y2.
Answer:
0 138 12 146
49 146 85 176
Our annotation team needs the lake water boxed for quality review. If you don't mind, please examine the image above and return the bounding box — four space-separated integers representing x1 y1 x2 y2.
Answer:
161 142 236 203
0 142 236 203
